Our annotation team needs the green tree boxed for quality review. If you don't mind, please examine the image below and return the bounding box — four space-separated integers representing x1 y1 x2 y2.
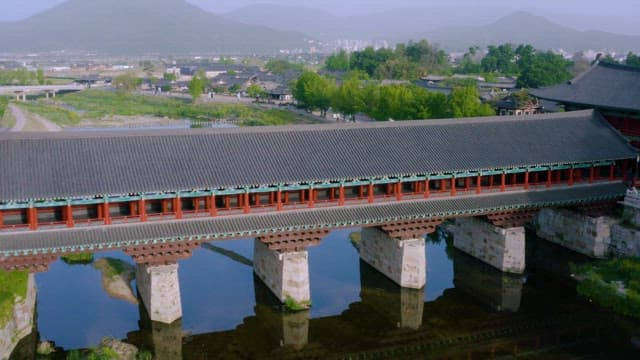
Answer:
332 78 363 120
626 52 640 67
246 83 266 101
163 72 177 81
326 50 350 71
113 73 141 92
517 51 573 88
265 60 304 75
188 70 207 101
448 86 495 118
36 68 45 85
293 71 336 117
481 44 518 74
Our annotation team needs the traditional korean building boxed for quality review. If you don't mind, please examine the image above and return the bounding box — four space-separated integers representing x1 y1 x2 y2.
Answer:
531 61 640 146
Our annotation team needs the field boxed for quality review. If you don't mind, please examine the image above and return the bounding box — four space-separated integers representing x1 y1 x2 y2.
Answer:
20 90 318 127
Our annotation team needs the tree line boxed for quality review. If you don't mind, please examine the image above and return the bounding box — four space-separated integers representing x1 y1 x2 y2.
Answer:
293 71 494 121
0 68 46 86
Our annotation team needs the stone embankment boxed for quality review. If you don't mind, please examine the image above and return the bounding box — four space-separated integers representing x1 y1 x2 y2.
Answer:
0 275 36 360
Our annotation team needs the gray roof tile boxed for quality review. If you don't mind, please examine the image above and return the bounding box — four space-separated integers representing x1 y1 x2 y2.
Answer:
0 110 635 202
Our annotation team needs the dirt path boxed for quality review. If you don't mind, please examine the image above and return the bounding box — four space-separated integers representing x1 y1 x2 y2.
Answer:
8 104 26 132
9 104 61 132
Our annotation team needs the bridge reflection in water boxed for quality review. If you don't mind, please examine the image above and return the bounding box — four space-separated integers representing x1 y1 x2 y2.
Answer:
5 232 640 359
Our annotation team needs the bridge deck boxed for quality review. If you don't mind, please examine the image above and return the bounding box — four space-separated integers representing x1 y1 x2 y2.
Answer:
0 182 625 257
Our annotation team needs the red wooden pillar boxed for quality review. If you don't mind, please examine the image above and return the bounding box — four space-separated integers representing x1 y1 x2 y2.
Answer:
300 190 305 204
424 180 430 198
139 199 147 222
451 178 457 196
225 196 231 210
441 179 447 193
269 192 275 206
330 188 335 201
511 174 517 187
255 193 261 207
524 171 530 190
129 201 137 217
284 192 290 205
396 182 403 201
500 173 506 192
210 194 217 216
546 170 552 188
243 192 250 214
476 175 482 194
589 166 595 183
358 186 364 199
339 185 346 206
368 184 374 203
609 163 615 181
0 210 3 228
65 204 74 228
309 189 315 208
174 197 183 219
162 199 169 214
97 204 104 219
489 176 494 189
28 207 38 231
277 190 283 211
533 172 539 185
104 202 112 225
568 168 574 186
465 177 470 192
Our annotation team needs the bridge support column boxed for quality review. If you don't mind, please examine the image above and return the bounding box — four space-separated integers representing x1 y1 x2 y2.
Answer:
359 227 426 289
449 217 525 274
253 239 311 308
535 208 617 258
136 263 182 324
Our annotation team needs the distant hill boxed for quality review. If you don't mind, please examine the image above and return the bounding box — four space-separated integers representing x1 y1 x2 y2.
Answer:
421 12 640 53
0 0 311 54
227 5 640 53
226 4 501 41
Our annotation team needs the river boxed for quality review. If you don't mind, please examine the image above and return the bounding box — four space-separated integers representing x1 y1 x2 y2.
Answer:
7 228 640 359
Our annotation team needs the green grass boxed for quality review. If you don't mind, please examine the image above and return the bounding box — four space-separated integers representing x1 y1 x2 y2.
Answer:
57 90 300 126
0 271 29 327
19 101 81 126
61 253 95 265
571 259 640 318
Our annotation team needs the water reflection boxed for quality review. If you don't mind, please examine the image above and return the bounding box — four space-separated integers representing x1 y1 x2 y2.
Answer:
5 229 640 358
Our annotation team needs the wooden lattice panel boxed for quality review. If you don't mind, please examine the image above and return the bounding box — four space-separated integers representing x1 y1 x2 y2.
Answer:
0 254 58 273
379 219 444 240
124 241 202 266
257 229 328 253
486 210 539 228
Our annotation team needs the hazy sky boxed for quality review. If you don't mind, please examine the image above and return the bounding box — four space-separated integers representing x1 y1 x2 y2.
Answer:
2 0 639 33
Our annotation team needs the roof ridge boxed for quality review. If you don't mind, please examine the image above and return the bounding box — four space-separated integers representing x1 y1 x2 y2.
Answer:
0 111 596 141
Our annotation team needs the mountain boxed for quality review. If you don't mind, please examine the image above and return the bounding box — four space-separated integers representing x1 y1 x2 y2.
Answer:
225 4 502 41
0 0 311 54
420 12 640 53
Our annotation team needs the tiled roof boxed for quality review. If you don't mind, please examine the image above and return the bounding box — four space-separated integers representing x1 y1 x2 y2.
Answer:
0 182 626 255
0 110 635 202
531 62 640 112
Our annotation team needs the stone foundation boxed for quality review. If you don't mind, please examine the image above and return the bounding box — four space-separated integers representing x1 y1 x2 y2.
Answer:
449 217 525 274
253 239 310 306
136 264 182 324
535 208 617 258
359 228 426 289
0 274 36 360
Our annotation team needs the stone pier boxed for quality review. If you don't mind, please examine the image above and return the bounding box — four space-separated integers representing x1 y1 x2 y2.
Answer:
535 208 617 258
134 300 183 360
359 227 426 289
136 264 182 324
0 274 36 360
449 217 525 274
253 239 311 308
